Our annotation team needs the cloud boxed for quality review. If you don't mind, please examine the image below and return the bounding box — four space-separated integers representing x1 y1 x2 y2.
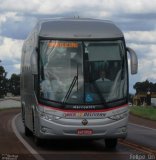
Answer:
138 59 156 81
0 0 156 92
0 36 23 60
124 31 156 44
0 36 23 77
127 42 156 83
14 63 20 70
0 0 156 41
116 18 156 32
0 12 37 39
0 12 17 25
1 0 156 16
1 0 156 40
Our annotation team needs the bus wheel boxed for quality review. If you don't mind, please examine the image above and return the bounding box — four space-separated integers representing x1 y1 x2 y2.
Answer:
105 138 117 149
21 106 25 123
24 125 32 137
32 113 42 146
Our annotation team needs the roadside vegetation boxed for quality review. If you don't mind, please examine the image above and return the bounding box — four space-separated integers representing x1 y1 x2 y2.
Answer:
130 106 156 121
0 65 20 98
0 107 20 111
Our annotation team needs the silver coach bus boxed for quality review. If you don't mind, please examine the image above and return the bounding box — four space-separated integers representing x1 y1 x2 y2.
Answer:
21 18 138 148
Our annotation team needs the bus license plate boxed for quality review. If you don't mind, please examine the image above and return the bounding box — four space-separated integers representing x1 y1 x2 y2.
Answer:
77 129 93 135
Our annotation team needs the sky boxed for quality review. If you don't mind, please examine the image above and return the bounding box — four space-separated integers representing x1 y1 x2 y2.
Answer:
0 0 156 93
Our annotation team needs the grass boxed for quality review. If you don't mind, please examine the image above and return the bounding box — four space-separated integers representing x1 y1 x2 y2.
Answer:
0 107 20 111
130 106 156 121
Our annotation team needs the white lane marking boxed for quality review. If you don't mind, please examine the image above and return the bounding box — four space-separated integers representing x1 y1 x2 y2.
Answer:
128 123 156 131
12 113 45 160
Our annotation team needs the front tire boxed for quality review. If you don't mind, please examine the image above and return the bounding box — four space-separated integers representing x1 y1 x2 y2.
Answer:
105 138 117 149
24 125 32 137
21 105 25 123
32 111 42 146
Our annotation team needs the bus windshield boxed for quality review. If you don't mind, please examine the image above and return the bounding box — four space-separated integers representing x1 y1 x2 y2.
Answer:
39 40 127 105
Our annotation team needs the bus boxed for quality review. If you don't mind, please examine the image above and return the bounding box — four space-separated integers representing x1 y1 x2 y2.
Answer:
21 18 138 148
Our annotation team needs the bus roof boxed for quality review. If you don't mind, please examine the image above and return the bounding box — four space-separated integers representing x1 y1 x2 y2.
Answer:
37 18 124 39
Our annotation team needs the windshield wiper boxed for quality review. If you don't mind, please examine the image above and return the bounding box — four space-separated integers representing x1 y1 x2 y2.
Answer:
63 64 79 103
63 75 78 103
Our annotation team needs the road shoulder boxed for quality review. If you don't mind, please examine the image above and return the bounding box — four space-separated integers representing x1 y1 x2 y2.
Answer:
0 109 35 160
129 114 156 129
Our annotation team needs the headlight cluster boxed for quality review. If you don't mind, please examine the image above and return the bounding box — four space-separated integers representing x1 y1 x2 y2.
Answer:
109 112 128 120
40 113 53 121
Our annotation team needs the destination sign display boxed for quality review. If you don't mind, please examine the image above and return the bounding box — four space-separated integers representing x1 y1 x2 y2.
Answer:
48 42 79 48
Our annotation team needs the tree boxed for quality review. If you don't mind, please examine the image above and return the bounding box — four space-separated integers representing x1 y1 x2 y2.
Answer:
0 66 7 98
10 74 20 96
133 80 150 94
133 80 156 94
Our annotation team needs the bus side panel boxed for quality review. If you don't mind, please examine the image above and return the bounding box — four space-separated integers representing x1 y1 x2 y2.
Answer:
21 36 37 132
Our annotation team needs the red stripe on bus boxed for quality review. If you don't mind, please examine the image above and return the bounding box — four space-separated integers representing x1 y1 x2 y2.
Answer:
38 103 128 113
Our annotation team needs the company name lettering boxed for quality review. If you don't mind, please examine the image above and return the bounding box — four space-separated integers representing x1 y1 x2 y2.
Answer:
73 105 96 109
64 112 106 117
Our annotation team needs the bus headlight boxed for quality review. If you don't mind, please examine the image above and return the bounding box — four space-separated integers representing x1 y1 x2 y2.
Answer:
109 112 128 120
40 113 53 121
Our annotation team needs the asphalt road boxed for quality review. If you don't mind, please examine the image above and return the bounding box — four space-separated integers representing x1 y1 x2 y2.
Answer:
127 123 156 149
15 113 138 160
0 109 35 160
14 112 156 160
0 98 155 160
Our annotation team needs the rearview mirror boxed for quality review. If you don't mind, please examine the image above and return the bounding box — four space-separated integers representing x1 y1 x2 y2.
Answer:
127 47 138 74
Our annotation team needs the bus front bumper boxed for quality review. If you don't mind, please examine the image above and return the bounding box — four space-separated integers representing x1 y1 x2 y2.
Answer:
36 116 128 139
